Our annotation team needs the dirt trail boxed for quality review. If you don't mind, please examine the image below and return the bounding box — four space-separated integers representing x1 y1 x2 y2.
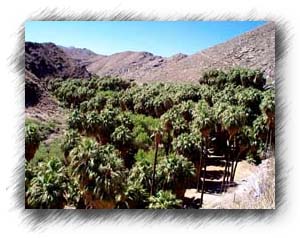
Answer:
185 156 275 209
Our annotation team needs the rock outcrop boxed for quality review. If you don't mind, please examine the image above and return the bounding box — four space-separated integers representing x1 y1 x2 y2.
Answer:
25 42 91 80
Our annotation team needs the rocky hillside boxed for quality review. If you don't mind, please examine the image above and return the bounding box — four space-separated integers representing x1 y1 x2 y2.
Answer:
25 42 92 120
87 22 275 84
59 45 101 66
25 42 92 80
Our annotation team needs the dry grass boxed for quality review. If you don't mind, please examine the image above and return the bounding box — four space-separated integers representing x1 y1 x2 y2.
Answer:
186 156 275 209
223 157 275 209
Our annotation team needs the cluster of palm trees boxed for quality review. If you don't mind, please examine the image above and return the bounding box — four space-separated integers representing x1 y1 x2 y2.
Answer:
25 68 275 209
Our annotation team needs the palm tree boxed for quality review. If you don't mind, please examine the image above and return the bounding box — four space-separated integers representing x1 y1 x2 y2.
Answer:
125 179 149 208
61 129 81 164
116 113 134 130
111 125 133 147
193 100 215 206
230 129 250 182
148 190 182 209
220 105 247 191
150 130 162 196
158 154 196 198
25 123 41 161
161 111 174 155
111 125 134 167
200 69 227 88
26 157 68 208
127 159 153 193
260 89 275 153
68 109 85 133
87 95 107 112
84 111 101 141
120 93 134 111
193 100 215 138
69 138 126 208
172 133 202 161
220 105 246 138
97 106 119 144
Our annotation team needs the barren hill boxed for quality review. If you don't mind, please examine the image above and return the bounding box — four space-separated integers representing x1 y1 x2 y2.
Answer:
59 45 103 66
87 22 275 83
25 42 92 80
25 42 92 120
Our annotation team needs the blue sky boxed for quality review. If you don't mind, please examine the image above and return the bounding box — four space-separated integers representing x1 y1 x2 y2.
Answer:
25 21 266 57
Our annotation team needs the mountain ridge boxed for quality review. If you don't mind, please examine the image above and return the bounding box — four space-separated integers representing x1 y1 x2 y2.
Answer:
86 22 274 83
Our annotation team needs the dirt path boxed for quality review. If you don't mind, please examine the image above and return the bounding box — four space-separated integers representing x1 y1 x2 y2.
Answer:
185 156 275 209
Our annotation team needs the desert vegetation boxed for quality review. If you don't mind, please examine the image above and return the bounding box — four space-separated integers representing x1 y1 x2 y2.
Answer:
25 68 275 209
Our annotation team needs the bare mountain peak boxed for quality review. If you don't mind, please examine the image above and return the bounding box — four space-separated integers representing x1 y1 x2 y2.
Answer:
88 22 274 83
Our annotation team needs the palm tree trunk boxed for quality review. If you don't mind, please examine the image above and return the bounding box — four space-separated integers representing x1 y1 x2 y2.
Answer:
165 131 172 156
150 141 159 196
231 152 241 183
221 140 230 193
229 137 236 183
197 141 203 192
200 139 207 208
231 150 241 182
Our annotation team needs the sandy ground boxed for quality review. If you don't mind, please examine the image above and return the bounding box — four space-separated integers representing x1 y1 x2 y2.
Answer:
185 157 275 209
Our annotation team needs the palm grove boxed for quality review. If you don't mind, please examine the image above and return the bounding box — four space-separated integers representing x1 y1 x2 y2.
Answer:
25 68 275 209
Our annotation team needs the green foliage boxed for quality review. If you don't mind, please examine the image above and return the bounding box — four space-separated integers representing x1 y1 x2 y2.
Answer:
133 126 152 149
134 149 156 163
148 190 182 209
193 100 215 131
26 118 57 140
125 179 149 208
68 109 85 131
26 68 274 208
26 157 67 208
25 121 41 145
172 133 202 158
157 154 196 191
61 129 81 157
69 138 126 202
111 125 133 147
220 105 247 130
260 89 275 115
32 138 64 165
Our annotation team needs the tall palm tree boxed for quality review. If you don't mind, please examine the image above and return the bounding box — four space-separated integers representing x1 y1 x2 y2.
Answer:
260 89 275 153
150 130 162 196
193 100 215 206
220 105 247 191
69 138 126 208
97 106 119 144
111 125 134 167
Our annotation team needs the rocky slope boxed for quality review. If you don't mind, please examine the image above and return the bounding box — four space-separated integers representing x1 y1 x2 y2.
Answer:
25 42 92 80
25 42 92 120
88 22 275 83
59 45 102 66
